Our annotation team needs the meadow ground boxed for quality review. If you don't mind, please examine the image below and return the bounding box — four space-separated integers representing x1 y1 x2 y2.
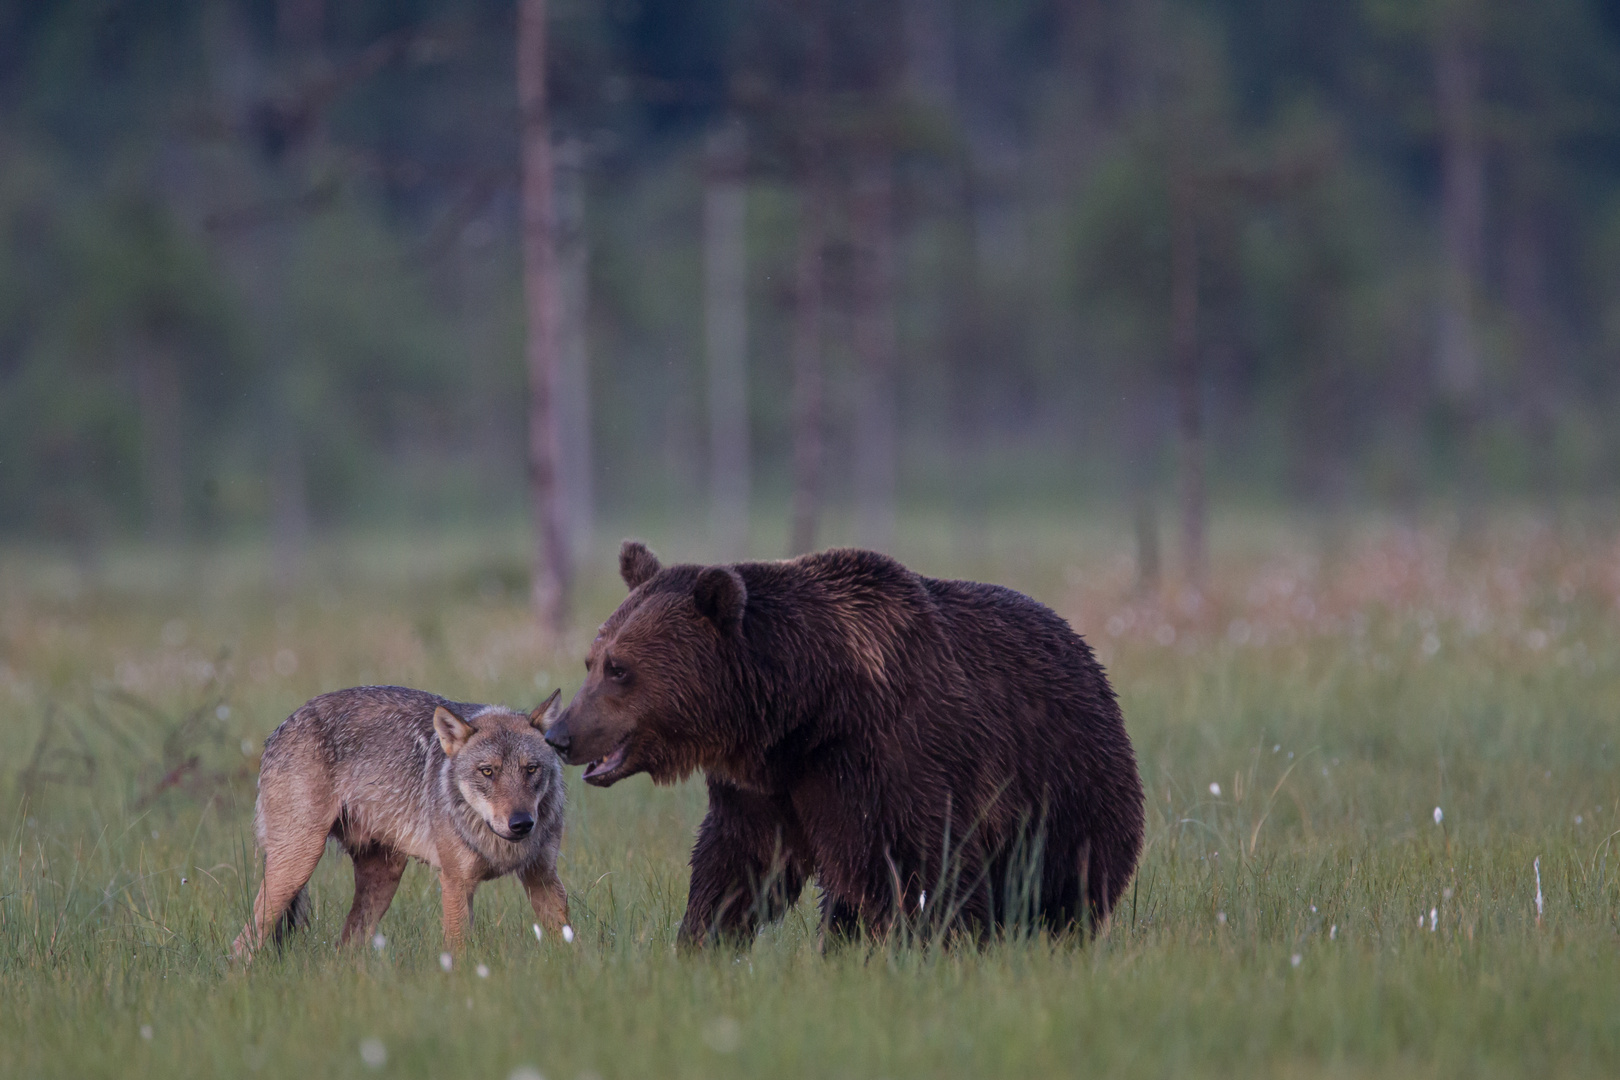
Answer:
1 508 1618 1079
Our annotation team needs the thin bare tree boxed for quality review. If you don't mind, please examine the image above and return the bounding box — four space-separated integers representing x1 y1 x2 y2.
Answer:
704 117 751 559
519 0 571 632
788 15 829 557
1434 3 1485 409
132 342 185 540
554 136 594 557
1169 159 1205 589
852 146 898 553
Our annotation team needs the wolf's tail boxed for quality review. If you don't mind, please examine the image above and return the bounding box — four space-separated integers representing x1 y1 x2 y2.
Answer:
271 885 311 949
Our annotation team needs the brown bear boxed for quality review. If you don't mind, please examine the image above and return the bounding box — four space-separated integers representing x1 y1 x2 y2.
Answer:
545 541 1144 945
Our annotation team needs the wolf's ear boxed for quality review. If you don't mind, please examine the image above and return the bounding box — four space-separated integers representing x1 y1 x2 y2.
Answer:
433 706 475 757
693 566 746 634
529 688 562 732
619 539 661 590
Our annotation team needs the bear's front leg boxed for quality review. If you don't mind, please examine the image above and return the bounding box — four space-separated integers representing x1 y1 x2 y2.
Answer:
679 781 805 947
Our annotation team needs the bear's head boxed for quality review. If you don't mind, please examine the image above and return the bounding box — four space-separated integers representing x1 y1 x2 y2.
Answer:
545 540 748 787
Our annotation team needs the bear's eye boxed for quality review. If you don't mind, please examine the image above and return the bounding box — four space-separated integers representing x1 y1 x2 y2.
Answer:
604 658 629 683
478 765 494 778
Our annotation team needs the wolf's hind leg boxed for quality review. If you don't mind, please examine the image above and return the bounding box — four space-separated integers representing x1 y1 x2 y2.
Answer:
232 827 328 960
340 846 408 946
521 861 569 933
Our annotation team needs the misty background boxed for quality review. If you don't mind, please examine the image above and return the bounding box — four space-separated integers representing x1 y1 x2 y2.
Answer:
4 0 1620 613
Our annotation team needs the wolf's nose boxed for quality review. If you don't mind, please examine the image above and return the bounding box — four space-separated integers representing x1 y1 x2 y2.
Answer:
507 812 534 838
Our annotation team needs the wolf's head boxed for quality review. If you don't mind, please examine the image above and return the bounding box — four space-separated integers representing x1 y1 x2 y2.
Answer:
434 691 563 842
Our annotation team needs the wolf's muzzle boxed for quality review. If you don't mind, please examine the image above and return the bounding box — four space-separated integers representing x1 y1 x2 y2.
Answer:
507 812 534 838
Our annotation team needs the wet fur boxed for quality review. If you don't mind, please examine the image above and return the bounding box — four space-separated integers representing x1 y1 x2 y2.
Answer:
232 686 568 960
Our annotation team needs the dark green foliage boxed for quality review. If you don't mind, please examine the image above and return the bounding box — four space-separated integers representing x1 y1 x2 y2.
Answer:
2 0 1620 540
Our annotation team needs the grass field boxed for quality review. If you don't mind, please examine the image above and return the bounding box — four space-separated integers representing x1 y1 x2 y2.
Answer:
2 509 1618 1078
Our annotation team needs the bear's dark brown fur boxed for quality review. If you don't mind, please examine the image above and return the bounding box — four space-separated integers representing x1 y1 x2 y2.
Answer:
546 541 1144 944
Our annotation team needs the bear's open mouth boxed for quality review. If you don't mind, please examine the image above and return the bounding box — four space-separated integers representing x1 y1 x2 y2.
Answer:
582 741 629 786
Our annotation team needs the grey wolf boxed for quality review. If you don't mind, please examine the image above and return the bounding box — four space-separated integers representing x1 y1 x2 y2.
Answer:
232 685 568 958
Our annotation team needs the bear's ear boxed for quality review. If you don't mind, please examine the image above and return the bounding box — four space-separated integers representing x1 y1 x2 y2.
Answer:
433 706 475 757
529 688 562 732
693 566 746 634
619 540 662 590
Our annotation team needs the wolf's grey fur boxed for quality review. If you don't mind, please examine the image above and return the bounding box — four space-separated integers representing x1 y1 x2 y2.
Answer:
232 685 568 959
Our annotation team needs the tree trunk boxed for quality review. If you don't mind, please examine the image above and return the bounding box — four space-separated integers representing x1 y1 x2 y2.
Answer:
902 0 954 114
269 394 309 595
852 146 898 553
1435 8 1484 407
276 0 323 51
554 136 594 557
519 0 570 632
704 117 750 560
788 174 827 557
1503 196 1555 492
1170 167 1205 588
133 342 185 541
789 23 829 557
1134 496 1161 595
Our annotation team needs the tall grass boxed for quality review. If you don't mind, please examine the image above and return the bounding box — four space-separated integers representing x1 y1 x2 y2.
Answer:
1 510 1617 1078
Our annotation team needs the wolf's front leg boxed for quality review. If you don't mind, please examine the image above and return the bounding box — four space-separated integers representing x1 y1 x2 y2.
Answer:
438 870 478 951
521 861 569 934
679 781 804 947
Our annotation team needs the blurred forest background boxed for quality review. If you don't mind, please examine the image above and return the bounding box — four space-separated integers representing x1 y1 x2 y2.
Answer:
4 0 1620 607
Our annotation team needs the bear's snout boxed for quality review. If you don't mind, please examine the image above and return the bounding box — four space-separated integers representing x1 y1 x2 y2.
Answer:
543 716 572 759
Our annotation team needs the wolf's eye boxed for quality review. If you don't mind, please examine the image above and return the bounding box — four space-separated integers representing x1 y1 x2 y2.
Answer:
525 763 539 776
478 765 494 778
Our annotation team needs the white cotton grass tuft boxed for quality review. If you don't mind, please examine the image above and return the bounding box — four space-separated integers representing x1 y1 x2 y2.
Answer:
508 1068 546 1080
1216 911 1226 925
371 933 386 952
533 923 543 943
561 924 575 943
1429 907 1438 932
1290 953 1302 968
1209 782 1221 797
140 1024 153 1041
1534 857 1544 924
440 952 453 972
1433 806 1443 825
702 1016 742 1054
918 890 926 912
1329 924 1337 940
359 1038 387 1068
476 964 490 979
